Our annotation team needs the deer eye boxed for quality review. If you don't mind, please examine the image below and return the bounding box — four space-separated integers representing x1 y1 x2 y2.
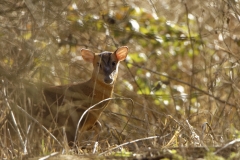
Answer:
112 61 116 66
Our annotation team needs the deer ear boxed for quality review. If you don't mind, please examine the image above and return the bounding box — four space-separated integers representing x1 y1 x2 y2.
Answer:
115 46 128 61
81 49 95 62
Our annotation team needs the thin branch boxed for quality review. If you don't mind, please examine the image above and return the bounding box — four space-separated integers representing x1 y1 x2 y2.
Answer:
214 138 240 154
99 134 170 155
184 3 196 117
74 97 134 143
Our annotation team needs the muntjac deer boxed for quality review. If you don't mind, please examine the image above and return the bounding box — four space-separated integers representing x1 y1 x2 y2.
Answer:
41 46 128 145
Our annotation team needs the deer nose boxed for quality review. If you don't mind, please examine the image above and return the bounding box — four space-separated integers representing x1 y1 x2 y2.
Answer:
104 75 113 84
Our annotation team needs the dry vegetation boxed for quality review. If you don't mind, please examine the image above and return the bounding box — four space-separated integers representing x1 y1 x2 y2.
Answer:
1 0 240 159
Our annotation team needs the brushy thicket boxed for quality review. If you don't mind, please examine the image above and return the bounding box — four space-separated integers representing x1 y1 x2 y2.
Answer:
1 0 240 159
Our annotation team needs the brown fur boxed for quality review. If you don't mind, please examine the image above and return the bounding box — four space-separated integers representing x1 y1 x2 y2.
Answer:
41 46 128 144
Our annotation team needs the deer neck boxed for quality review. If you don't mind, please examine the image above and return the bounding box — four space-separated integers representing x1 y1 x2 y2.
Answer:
86 77 114 100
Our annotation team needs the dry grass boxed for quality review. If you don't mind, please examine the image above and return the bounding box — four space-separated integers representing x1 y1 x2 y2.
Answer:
1 0 240 159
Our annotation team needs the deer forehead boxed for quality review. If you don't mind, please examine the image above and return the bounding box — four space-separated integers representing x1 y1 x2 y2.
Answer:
95 52 117 63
